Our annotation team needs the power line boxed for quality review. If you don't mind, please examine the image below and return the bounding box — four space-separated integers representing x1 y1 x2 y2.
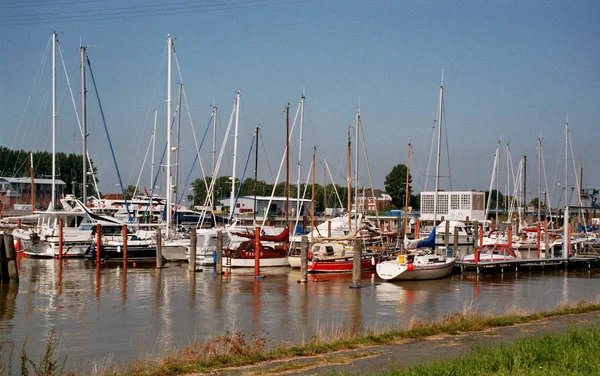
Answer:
0 0 313 26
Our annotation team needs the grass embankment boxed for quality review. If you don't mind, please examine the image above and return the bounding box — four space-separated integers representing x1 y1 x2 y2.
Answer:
3 301 600 375
375 326 600 376
116 301 600 376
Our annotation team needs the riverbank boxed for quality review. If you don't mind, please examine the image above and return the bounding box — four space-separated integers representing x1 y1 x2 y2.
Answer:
100 301 600 375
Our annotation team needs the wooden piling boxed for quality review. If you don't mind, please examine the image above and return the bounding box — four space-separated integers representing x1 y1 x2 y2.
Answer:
16 219 21 252
3 233 18 284
95 223 101 262
189 229 197 272
122 224 128 267
351 238 362 288
254 226 260 277
300 235 308 283
58 218 63 259
444 220 450 255
216 230 223 274
453 227 459 258
156 227 162 268
0 234 8 284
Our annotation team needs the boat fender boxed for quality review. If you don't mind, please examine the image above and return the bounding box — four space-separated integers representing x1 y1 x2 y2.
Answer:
407 263 415 271
371 256 375 265
397 255 405 264
308 251 313 261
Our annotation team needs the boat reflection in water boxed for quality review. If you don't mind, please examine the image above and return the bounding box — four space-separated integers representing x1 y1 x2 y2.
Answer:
1 257 600 372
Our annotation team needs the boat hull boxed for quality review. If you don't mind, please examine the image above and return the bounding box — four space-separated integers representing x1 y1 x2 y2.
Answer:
225 257 289 268
308 256 376 273
376 258 455 281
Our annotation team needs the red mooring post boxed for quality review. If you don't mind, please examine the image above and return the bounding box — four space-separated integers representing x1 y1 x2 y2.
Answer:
254 226 260 277
58 218 63 259
122 224 128 267
95 223 101 262
16 219 22 252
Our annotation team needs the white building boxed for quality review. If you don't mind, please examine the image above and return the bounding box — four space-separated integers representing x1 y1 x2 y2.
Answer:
419 191 485 222
219 196 312 216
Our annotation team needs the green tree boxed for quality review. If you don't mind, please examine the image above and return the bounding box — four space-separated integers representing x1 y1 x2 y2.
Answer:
384 164 412 209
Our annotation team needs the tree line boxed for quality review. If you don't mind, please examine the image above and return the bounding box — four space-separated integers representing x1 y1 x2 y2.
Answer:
0 146 99 197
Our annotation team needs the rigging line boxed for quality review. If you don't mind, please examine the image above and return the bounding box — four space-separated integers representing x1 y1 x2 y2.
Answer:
568 132 584 208
359 117 385 247
540 143 554 223
259 104 301 228
292 158 313 235
197 99 237 228
442 93 453 191
423 118 436 191
59 43 98 196
229 135 256 223
133 133 155 199
6 36 51 166
175 112 214 209
259 132 275 183
86 55 133 222
1 0 310 25
324 159 344 209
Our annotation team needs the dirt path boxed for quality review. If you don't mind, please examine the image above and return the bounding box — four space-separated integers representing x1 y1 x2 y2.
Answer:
204 311 600 375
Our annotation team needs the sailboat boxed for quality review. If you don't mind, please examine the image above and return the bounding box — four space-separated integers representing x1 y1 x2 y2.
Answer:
13 34 124 257
377 74 455 281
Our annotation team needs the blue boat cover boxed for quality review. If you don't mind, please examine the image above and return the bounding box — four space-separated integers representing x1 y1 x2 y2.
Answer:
416 227 436 248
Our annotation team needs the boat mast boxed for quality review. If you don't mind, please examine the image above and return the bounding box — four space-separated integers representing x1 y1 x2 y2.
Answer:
285 103 290 232
30 153 35 214
496 140 500 226
296 95 305 231
323 166 327 224
311 147 316 234
402 143 411 236
81 45 87 205
347 126 352 230
211 105 217 209
51 32 57 210
166 35 173 233
151 109 157 195
354 109 360 231
434 71 444 227
253 127 259 226
230 90 240 219
175 82 182 213
563 121 569 253
537 137 542 223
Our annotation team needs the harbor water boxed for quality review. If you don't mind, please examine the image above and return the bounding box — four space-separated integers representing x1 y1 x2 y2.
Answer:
1 258 600 371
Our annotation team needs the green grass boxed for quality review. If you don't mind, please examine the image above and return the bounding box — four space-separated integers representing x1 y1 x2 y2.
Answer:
374 327 600 376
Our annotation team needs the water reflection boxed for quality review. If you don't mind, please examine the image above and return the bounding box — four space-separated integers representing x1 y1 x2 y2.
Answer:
1 259 600 371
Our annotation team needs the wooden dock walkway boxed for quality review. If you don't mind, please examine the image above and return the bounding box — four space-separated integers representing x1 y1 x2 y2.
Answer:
456 255 600 274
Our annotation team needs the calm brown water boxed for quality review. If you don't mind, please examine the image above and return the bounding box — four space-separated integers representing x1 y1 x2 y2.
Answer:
1 258 600 371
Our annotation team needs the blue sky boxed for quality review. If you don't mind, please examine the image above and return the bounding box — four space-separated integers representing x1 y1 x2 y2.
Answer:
1 0 599 207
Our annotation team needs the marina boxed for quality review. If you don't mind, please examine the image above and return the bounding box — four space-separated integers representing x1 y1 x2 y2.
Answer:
1 255 600 372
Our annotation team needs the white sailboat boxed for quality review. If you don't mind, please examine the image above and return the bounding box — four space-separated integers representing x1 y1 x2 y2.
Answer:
377 73 456 281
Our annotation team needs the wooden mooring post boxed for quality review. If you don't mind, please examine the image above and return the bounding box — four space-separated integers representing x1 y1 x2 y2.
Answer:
1 232 19 284
122 224 128 267
58 218 63 259
299 235 308 283
350 238 363 288
453 227 459 258
216 230 223 274
444 220 450 256
156 227 163 269
95 224 102 263
189 230 197 272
